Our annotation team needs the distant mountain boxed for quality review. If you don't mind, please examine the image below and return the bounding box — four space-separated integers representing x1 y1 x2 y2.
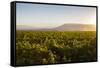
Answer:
53 24 96 31
17 24 96 31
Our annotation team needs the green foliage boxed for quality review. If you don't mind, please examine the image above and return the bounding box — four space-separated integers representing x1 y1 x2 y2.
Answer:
16 30 96 65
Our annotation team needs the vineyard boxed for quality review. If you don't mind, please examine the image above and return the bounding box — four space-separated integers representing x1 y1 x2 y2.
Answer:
16 30 96 65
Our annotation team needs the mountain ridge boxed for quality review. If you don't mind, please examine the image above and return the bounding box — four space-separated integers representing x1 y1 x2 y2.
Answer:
53 23 96 31
17 23 96 31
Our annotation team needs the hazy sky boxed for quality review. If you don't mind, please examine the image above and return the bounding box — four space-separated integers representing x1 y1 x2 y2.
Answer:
16 3 96 28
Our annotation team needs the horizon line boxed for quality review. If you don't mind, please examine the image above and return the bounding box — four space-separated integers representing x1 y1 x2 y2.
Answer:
17 23 96 26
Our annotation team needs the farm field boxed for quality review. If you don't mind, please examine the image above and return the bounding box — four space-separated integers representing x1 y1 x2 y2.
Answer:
16 30 96 65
